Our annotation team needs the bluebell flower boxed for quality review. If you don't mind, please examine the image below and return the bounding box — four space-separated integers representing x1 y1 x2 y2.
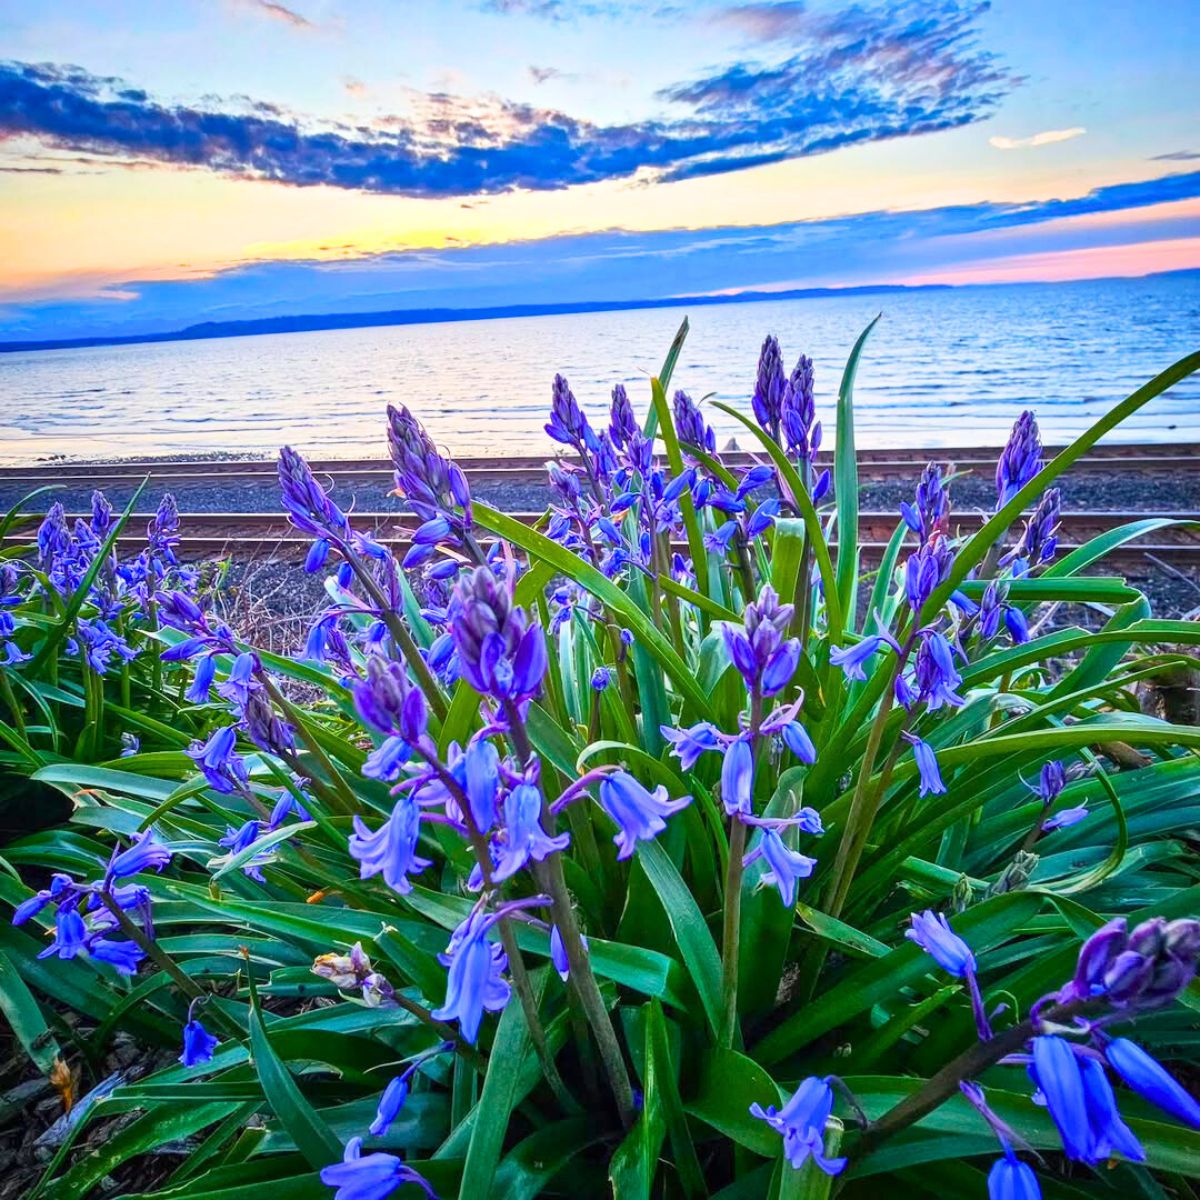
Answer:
187 725 247 794
216 650 259 710
903 733 946 796
1005 605 1030 644
660 721 721 770
753 334 786 441
349 796 431 895
278 445 351 544
186 653 217 703
268 789 311 830
109 830 171 880
1029 1036 1091 1161
906 910 976 977
598 771 691 860
996 411 1042 508
12 873 75 926
88 938 145 974
218 820 269 882
591 666 613 691
744 829 816 907
320 1136 437 1200
780 720 816 764
354 656 428 745
721 737 755 817
1043 805 1088 831
491 782 570 882
987 1152 1041 1200
905 537 954 612
782 352 821 464
724 586 800 697
750 1076 846 1176
901 464 949 544
432 909 512 1044
363 735 411 782
1079 1055 1144 1163
38 908 88 960
179 1018 219 1067
609 382 638 450
369 1075 410 1137
829 635 885 682
672 389 716 456
913 631 964 710
463 739 500 834
1105 1038 1200 1128
449 568 547 703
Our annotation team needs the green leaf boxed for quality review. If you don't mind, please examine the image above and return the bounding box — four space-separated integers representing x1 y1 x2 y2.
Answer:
248 978 342 1170
492 1118 602 1200
635 838 724 1034
833 315 880 628
207 820 315 879
642 317 689 440
754 890 1044 1063
0 950 61 1073
460 967 550 1198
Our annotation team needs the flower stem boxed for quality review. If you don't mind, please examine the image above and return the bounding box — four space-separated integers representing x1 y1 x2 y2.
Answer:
719 816 748 1047
504 700 634 1127
854 999 1087 1157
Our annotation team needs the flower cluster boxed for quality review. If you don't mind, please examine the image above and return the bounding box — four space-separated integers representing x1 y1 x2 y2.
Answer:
909 909 1200 1194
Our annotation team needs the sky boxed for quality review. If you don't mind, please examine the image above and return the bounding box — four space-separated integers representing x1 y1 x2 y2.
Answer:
0 0 1198 341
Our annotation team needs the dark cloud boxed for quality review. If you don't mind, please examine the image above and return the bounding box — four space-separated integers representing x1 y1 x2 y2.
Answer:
0 4 1015 197
528 65 567 84
1151 149 1200 162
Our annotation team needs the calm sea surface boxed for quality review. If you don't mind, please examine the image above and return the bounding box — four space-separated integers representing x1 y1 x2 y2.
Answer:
1 275 1197 465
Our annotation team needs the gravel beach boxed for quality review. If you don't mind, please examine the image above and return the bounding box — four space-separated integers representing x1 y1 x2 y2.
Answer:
5 453 1196 647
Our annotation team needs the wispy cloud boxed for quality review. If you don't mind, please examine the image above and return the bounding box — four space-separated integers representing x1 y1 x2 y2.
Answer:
0 3 1017 197
1151 149 1200 162
237 0 316 29
989 126 1086 150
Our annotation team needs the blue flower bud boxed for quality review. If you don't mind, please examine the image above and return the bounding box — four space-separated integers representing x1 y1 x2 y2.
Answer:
906 909 976 977
1106 1038 1200 1128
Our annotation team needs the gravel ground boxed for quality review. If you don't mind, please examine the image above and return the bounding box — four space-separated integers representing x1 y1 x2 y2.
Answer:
6 455 1196 640
4 461 1197 518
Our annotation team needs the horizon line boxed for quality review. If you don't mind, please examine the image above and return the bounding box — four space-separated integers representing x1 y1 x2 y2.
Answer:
2 266 1195 356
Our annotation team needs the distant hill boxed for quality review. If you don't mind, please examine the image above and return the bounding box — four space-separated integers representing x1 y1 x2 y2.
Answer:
0 283 949 354
2 268 1194 355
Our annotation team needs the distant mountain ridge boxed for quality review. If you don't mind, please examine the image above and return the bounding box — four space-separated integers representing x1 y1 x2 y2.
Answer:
0 283 952 354
2 268 1195 354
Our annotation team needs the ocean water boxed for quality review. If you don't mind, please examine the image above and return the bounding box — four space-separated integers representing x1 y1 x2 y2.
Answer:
0 274 1197 465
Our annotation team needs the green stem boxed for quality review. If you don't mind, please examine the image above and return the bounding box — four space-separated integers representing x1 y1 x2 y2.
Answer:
719 817 748 1047
855 999 1088 1157
506 701 635 1127
0 671 26 741
344 553 448 722
96 893 242 1040
719 692 762 1046
262 678 358 816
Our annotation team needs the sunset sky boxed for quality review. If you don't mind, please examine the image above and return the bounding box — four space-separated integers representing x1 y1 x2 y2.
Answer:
1 0 1198 341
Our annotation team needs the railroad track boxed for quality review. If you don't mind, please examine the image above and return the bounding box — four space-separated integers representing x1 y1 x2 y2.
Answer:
1 443 1197 492
7 510 1197 570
